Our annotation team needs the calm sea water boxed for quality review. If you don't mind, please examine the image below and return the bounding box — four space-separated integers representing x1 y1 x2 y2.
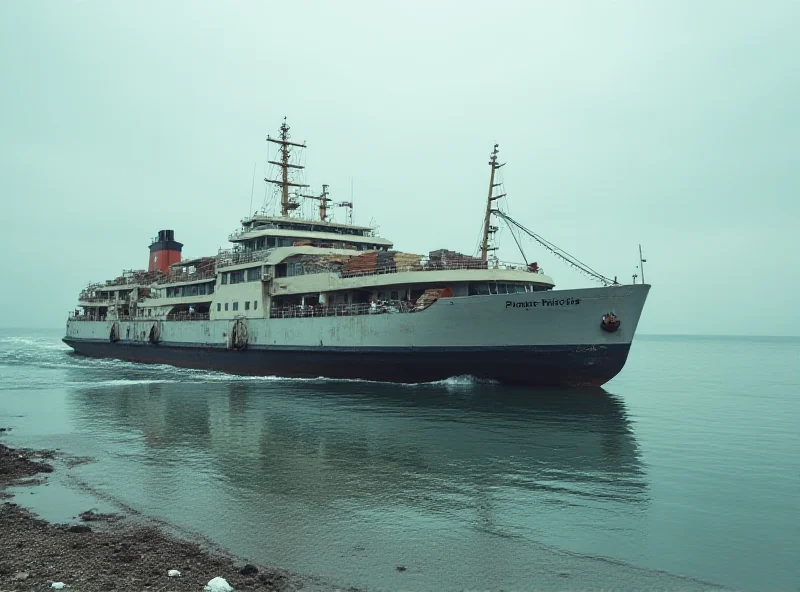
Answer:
0 329 798 591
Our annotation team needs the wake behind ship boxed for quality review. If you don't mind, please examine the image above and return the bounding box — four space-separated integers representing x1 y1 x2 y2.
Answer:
64 120 650 386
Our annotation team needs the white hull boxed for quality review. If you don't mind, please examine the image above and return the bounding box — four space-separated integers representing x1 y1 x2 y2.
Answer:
64 285 649 386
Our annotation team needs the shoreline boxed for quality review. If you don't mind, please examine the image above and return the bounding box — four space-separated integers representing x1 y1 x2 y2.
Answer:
0 442 342 592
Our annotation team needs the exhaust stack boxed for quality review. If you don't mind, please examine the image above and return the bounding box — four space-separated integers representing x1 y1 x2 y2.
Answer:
148 229 183 274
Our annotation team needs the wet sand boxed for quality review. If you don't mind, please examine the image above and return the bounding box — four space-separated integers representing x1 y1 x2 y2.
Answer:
0 443 333 592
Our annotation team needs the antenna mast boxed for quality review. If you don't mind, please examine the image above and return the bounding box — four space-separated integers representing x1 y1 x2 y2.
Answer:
265 118 310 217
333 200 354 224
248 161 256 216
300 184 332 222
481 144 506 262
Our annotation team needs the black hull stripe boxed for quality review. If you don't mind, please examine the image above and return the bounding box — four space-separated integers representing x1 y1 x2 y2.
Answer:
62 339 632 387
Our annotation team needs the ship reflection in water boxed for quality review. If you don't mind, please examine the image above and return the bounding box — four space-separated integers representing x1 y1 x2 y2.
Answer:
65 371 652 590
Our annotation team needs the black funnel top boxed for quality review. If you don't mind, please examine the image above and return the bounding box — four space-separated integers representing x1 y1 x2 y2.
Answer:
149 229 183 253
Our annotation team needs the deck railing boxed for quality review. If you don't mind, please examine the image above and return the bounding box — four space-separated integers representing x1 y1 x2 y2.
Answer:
69 314 211 322
155 269 217 285
269 300 414 319
78 294 136 303
166 312 211 322
339 258 538 278
217 248 273 268
68 315 107 321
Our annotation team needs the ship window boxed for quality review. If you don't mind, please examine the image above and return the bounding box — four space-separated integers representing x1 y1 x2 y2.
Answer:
217 303 221 312
390 291 399 300
489 283 498 295
253 300 258 310
245 301 250 311
468 283 490 296
225 303 229 311
230 270 245 284
221 273 228 285
233 302 239 311
247 267 261 282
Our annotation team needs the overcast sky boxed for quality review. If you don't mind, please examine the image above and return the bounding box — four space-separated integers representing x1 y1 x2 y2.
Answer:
1 1 797 335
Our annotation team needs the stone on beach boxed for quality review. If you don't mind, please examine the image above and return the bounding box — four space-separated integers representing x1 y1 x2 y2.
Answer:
204 576 234 592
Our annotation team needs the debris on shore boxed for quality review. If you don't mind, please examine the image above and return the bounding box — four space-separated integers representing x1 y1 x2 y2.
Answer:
0 442 301 591
0 443 54 483
78 509 120 522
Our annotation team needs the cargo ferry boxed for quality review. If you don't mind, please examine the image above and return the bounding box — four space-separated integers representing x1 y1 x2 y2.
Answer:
63 120 650 386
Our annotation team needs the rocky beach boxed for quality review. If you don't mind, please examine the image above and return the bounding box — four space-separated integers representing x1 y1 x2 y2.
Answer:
0 442 327 592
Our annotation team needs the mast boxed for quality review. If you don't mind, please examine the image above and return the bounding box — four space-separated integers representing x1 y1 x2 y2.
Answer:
639 244 647 284
265 118 309 217
481 144 505 262
300 184 332 221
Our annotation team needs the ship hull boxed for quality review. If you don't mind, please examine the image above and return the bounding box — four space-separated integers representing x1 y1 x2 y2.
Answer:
63 284 650 387
62 339 632 387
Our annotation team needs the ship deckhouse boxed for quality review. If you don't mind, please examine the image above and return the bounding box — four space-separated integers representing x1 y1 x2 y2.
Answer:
70 119 556 326
230 216 393 252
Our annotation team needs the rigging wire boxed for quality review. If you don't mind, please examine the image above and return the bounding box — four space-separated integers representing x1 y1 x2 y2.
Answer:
495 210 616 286
492 166 528 264
504 215 528 265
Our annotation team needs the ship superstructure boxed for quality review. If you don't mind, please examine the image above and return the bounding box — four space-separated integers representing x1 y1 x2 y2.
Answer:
64 120 650 386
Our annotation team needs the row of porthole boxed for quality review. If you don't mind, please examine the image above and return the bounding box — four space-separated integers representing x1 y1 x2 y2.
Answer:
216 301 259 313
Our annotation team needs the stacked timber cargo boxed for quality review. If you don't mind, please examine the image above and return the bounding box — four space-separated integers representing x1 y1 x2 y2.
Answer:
376 250 396 273
413 287 453 311
427 249 486 270
297 254 355 275
341 251 423 277
341 252 379 276
393 252 423 271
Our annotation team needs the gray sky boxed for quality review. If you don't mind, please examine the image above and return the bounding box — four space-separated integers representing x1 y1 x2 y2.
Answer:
1 1 797 335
